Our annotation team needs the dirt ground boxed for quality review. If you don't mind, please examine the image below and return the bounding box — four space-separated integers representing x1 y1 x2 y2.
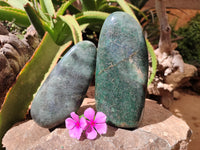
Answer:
169 90 200 150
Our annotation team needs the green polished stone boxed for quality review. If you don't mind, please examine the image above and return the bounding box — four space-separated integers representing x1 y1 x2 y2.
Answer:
95 12 148 128
31 41 96 128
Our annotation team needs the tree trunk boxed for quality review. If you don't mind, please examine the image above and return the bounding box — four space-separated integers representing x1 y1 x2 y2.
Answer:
155 0 172 54
0 23 40 107
147 0 187 108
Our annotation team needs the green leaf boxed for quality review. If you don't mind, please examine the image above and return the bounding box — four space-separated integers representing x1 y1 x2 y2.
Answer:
4 0 30 10
52 19 72 45
116 0 138 23
37 7 51 23
56 0 76 16
146 39 157 86
0 0 10 6
79 23 90 31
75 11 109 26
0 33 72 146
59 15 83 44
39 0 55 18
0 6 30 27
75 11 109 32
98 4 122 13
80 0 109 11
68 4 81 14
24 3 46 37
96 0 107 10
128 3 148 20
80 0 96 11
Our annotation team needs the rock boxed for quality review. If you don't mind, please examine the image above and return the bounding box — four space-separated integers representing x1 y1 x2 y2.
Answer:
165 63 197 89
173 90 181 100
3 98 191 150
31 41 96 128
86 86 95 98
148 62 197 108
95 12 148 128
2 120 49 150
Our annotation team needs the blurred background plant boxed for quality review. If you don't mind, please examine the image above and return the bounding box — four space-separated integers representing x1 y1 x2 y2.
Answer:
174 13 200 66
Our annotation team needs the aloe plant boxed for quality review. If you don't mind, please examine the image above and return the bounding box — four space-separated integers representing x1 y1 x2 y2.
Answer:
0 0 157 147
0 6 30 27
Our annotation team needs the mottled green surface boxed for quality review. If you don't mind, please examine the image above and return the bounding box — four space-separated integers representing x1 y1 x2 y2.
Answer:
31 41 96 128
95 12 148 128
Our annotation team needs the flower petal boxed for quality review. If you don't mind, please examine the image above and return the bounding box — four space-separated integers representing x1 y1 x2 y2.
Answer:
85 126 97 140
69 126 83 140
80 117 87 129
65 118 75 130
94 112 107 123
84 107 95 121
70 112 79 122
95 123 107 135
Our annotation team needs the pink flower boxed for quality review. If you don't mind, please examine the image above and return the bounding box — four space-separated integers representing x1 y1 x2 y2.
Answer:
65 112 87 140
84 107 107 140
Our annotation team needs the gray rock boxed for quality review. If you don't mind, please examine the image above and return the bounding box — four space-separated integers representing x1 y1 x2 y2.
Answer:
3 98 191 150
31 41 96 128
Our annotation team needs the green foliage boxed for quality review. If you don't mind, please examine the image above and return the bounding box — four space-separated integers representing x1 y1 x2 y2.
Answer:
39 0 55 18
128 0 149 21
146 39 157 86
80 0 97 11
175 13 200 65
0 6 30 27
75 11 109 31
24 0 83 45
59 15 82 44
56 0 76 16
2 0 30 10
24 3 45 37
0 1 10 6
116 0 137 21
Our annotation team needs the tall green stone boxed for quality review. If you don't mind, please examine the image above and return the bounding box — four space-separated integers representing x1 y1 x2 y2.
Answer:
31 41 96 128
95 12 148 128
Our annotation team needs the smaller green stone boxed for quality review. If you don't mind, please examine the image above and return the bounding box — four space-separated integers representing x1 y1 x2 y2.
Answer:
95 12 148 128
31 41 96 128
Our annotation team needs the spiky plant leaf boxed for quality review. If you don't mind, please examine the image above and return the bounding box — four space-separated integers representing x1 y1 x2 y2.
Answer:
116 0 138 22
5 0 29 10
146 39 157 86
75 11 109 26
39 0 55 18
0 6 30 27
59 15 83 44
80 0 96 11
0 0 10 6
56 0 76 16
24 3 46 37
